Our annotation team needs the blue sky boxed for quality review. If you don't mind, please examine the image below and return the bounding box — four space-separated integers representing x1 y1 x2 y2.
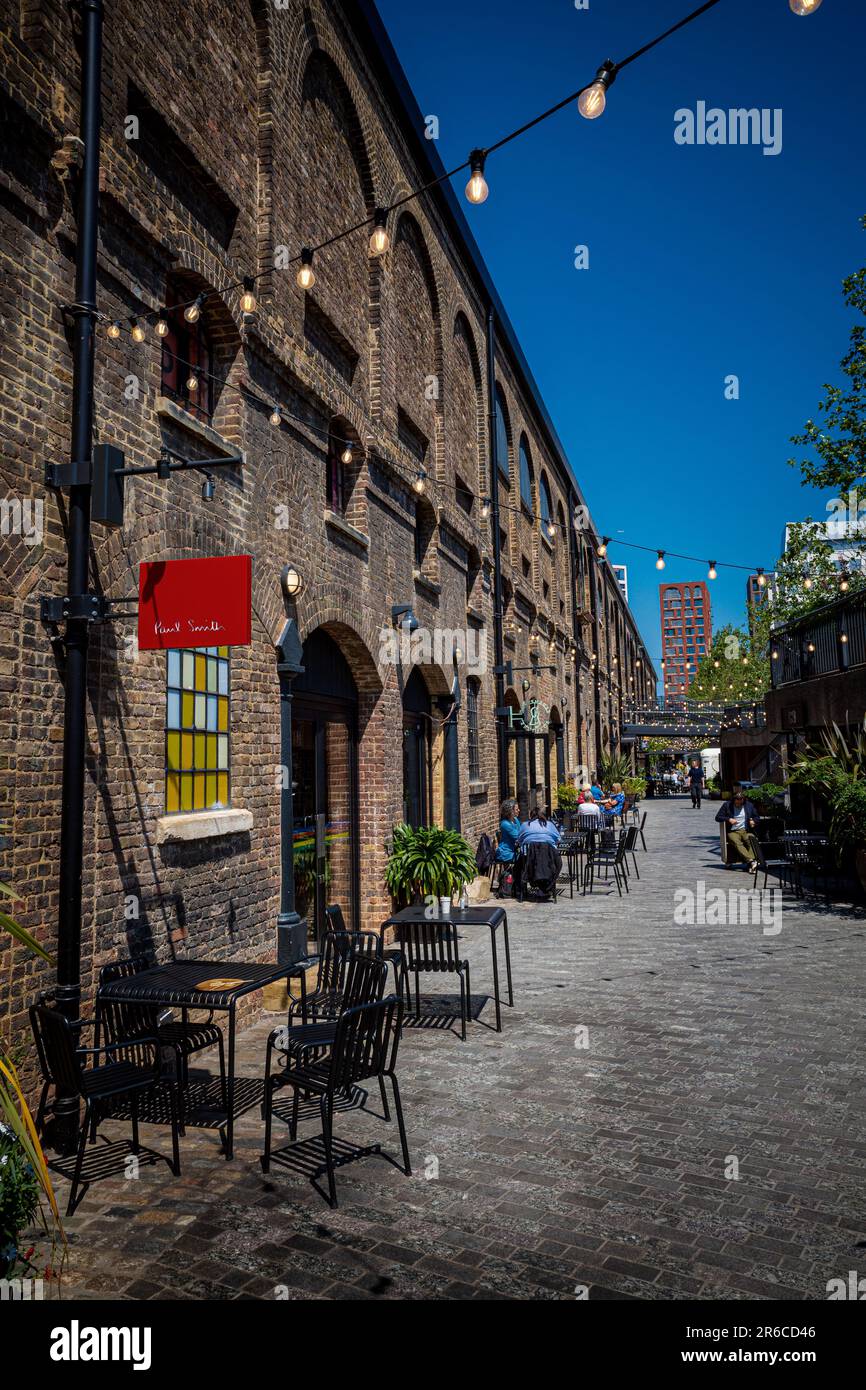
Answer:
375 0 865 682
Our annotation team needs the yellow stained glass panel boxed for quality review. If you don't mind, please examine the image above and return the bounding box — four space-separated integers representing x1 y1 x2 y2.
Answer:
194 774 205 807
195 654 206 688
217 697 228 732
181 776 194 812
206 735 217 770
182 692 194 727
181 733 194 769
166 774 180 813
166 732 180 771
206 774 217 807
217 773 228 804
194 733 206 768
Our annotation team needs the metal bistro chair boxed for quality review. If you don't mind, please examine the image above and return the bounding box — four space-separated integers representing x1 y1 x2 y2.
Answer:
324 904 409 1006
398 919 472 1041
585 828 630 897
98 958 227 1132
622 824 641 880
261 996 410 1209
29 1002 180 1215
752 839 793 894
266 951 388 1078
635 810 648 851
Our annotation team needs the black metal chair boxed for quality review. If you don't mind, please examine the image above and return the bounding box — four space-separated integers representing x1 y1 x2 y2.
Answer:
261 996 410 1208
289 929 383 1025
397 919 472 1040
635 810 648 851
622 824 641 879
585 828 630 896
266 951 388 1077
751 839 793 893
29 1002 180 1215
98 958 227 1132
324 904 409 1004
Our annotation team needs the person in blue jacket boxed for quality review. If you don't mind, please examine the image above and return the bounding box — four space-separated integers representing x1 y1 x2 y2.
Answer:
601 782 625 821
495 798 522 863
517 809 562 849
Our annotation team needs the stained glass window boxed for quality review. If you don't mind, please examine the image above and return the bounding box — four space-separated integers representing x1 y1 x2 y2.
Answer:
165 646 230 814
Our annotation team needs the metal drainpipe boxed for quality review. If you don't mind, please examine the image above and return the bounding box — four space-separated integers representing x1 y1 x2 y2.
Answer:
486 304 507 802
55 0 103 1140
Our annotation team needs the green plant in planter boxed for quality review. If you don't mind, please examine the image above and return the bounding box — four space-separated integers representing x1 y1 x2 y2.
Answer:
0 1121 41 1277
557 783 578 813
599 753 630 785
623 776 646 798
385 824 478 904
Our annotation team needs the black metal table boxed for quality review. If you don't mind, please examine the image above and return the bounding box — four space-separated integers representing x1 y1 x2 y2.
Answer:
98 958 309 1158
380 905 513 1032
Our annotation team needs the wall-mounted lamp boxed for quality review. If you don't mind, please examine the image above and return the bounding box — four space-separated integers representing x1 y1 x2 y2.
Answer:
391 603 419 633
281 563 304 600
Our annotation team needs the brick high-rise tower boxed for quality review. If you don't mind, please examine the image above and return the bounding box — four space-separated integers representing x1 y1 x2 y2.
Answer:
659 581 712 705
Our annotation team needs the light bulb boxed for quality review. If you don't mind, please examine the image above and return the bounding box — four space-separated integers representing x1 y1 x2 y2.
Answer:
757 570 766 587
297 249 316 291
840 577 850 592
803 576 813 590
547 521 556 539
130 318 145 343
107 320 122 339
707 562 717 580
597 537 609 557
156 314 169 337
789 0 822 14
270 406 282 427
186 374 199 393
413 468 427 494
465 150 489 205
772 649 779 660
807 642 815 653
370 208 390 256
656 552 666 570
578 83 606 120
240 279 257 314
841 632 848 643
341 445 354 465
184 295 204 323
480 497 491 519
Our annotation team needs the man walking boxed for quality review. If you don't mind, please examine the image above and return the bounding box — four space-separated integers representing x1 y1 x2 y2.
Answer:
687 758 705 808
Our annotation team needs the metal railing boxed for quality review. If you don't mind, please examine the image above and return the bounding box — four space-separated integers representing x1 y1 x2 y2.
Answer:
770 595 866 688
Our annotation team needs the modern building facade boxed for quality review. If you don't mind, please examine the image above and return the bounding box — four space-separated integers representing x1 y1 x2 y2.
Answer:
659 581 712 705
612 564 629 603
0 0 655 1048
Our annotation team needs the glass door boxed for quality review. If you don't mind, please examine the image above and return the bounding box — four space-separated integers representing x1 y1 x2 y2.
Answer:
292 706 357 945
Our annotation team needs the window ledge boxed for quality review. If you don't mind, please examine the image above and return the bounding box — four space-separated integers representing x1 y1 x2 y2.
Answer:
413 569 441 596
156 396 246 466
156 807 253 844
468 780 489 796
324 509 370 549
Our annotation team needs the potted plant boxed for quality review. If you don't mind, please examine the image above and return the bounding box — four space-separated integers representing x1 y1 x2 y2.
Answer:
385 824 478 912
556 782 578 828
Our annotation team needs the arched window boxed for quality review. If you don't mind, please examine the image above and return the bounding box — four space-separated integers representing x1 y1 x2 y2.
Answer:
494 386 510 484
160 283 213 423
539 474 553 539
519 437 534 512
466 678 481 782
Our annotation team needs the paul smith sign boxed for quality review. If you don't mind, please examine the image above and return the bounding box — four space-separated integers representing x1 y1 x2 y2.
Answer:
138 555 252 651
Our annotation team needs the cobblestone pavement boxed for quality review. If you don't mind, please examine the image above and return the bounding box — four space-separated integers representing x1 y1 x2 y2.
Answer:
45 799 866 1300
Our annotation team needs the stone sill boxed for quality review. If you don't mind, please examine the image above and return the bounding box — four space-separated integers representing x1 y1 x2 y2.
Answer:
156 807 253 844
413 569 441 597
324 509 370 550
468 780 489 797
156 397 246 468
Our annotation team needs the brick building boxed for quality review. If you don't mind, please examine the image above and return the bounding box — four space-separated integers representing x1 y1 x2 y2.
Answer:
0 0 654 1039
659 580 712 706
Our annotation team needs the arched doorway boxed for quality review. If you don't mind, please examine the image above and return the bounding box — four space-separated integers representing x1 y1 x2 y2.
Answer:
292 629 359 941
402 666 433 827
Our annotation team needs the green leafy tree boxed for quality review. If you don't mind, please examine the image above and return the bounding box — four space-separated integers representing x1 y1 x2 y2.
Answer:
773 519 865 620
688 623 770 703
788 216 866 494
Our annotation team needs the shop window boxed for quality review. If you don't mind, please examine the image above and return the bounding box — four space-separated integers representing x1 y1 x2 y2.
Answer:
467 678 481 782
165 647 230 813
519 437 534 512
160 285 214 423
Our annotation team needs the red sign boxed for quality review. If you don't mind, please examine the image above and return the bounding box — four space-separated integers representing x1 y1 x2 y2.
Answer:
138 555 252 650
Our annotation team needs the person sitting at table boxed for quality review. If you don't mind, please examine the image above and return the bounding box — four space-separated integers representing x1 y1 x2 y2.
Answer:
590 774 604 801
714 789 760 871
516 807 562 848
601 782 625 821
494 798 522 863
576 793 601 824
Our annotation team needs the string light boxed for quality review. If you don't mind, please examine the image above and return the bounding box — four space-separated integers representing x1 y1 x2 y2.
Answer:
413 466 428 495
597 537 610 557
240 277 258 314
186 373 199 394
803 576 813 590
130 317 145 343
708 562 717 580
297 249 316 291
578 61 617 120
341 444 355 465
656 551 666 570
546 519 556 540
369 208 390 255
481 497 491 520
756 568 766 587
156 313 169 337
790 0 822 14
107 320 122 339
465 150 489 205
184 295 205 324
269 405 282 427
